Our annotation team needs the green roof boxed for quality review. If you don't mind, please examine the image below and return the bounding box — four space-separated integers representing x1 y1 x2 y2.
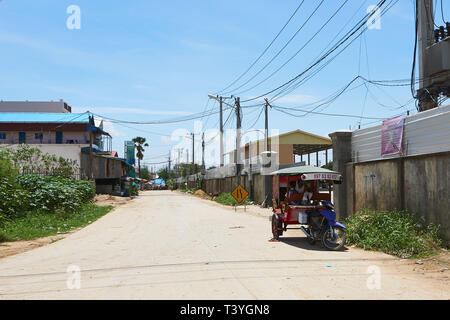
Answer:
270 165 340 176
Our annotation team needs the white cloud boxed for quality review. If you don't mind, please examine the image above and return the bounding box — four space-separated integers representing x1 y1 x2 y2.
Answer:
97 119 123 137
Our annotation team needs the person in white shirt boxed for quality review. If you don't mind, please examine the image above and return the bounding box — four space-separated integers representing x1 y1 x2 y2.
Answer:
302 186 313 204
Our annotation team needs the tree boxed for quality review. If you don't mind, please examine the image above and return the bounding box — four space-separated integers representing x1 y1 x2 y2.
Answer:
157 167 176 181
139 167 151 180
132 137 149 177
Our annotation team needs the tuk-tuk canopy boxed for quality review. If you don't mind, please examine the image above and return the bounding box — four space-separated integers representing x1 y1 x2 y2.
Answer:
271 165 342 181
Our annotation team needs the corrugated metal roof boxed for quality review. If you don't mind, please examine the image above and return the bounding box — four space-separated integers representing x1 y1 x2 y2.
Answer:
270 165 340 176
0 113 90 123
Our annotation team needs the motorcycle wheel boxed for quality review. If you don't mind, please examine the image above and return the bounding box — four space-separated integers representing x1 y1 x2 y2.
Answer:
321 226 346 251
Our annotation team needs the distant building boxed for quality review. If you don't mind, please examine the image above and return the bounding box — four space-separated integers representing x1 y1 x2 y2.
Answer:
0 112 93 145
0 99 72 113
0 109 132 194
227 129 332 167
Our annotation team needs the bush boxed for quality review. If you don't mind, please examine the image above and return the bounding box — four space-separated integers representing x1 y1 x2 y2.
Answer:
16 175 95 213
344 210 444 258
0 177 32 219
215 192 250 206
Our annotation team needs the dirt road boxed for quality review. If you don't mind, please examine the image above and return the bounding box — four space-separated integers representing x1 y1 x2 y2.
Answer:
0 191 448 299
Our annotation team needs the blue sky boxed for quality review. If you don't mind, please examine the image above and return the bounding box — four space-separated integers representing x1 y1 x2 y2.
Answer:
0 0 424 169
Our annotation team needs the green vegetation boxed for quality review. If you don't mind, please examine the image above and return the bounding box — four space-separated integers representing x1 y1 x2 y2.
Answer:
0 204 112 241
180 188 198 194
344 210 444 258
0 145 111 242
132 136 149 176
157 167 177 181
215 192 250 206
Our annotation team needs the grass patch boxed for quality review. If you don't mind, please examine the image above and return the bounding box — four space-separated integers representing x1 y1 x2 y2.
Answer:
215 192 250 206
344 210 444 258
0 204 113 242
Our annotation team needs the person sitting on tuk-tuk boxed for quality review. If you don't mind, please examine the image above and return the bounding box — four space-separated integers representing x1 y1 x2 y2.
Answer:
301 186 313 205
285 182 298 202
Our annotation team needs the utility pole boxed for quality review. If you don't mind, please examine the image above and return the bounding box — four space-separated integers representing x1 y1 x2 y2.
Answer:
219 96 224 167
88 114 94 181
263 99 272 207
201 132 205 173
417 0 437 111
168 151 172 173
208 94 233 167
264 99 270 152
235 97 242 185
186 148 189 176
191 133 195 166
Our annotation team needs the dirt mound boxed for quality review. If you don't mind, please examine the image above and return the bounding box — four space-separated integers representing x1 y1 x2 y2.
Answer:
94 194 131 207
194 189 209 198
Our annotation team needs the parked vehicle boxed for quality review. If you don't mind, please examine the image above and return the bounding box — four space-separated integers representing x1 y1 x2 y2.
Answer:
271 165 347 250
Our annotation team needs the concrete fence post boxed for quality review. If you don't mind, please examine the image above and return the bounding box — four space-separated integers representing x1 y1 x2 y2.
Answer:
329 130 353 220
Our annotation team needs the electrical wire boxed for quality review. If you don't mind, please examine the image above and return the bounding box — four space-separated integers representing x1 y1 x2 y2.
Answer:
221 0 325 95
241 0 389 103
216 0 306 94
234 0 349 96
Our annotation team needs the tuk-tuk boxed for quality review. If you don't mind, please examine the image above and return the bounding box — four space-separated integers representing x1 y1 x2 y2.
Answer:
270 165 347 250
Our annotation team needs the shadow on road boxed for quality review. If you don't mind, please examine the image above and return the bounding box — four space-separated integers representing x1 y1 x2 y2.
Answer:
279 237 349 252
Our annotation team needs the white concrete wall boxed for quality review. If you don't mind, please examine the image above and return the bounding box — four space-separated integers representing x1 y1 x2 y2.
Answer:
3 144 87 165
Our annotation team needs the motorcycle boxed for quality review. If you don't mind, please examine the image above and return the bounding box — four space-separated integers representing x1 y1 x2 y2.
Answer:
300 201 347 251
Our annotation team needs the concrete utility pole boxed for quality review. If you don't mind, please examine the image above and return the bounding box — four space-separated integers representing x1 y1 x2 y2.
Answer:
263 99 272 207
264 99 270 152
235 97 242 185
208 94 234 167
191 133 195 165
168 151 171 172
417 0 437 110
219 96 224 167
201 132 205 173
88 114 94 180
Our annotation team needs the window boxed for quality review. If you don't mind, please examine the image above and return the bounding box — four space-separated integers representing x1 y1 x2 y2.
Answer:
35 133 43 140
0 133 6 139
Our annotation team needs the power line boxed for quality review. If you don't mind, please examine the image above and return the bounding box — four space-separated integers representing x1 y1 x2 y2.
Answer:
222 0 326 95
241 0 389 103
216 0 306 94
234 0 349 96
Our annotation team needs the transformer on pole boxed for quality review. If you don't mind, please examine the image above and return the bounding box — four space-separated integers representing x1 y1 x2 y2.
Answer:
416 0 450 111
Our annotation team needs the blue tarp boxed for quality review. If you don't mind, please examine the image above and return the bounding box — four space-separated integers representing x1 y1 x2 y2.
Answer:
154 179 166 185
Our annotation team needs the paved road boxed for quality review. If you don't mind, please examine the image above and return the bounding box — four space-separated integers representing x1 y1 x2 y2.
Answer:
0 191 448 299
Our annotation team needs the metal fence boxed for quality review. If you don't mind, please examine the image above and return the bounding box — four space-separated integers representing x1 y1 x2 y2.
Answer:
19 168 86 180
351 104 450 163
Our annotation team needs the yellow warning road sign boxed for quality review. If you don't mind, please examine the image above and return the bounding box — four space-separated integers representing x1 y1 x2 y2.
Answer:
231 185 249 204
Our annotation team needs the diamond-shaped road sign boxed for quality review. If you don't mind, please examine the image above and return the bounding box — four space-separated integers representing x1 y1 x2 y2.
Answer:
231 185 249 204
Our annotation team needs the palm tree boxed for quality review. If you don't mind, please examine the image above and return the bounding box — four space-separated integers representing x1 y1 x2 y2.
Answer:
132 136 149 176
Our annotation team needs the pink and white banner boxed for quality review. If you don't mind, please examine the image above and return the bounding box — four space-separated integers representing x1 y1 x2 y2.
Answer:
381 115 405 156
